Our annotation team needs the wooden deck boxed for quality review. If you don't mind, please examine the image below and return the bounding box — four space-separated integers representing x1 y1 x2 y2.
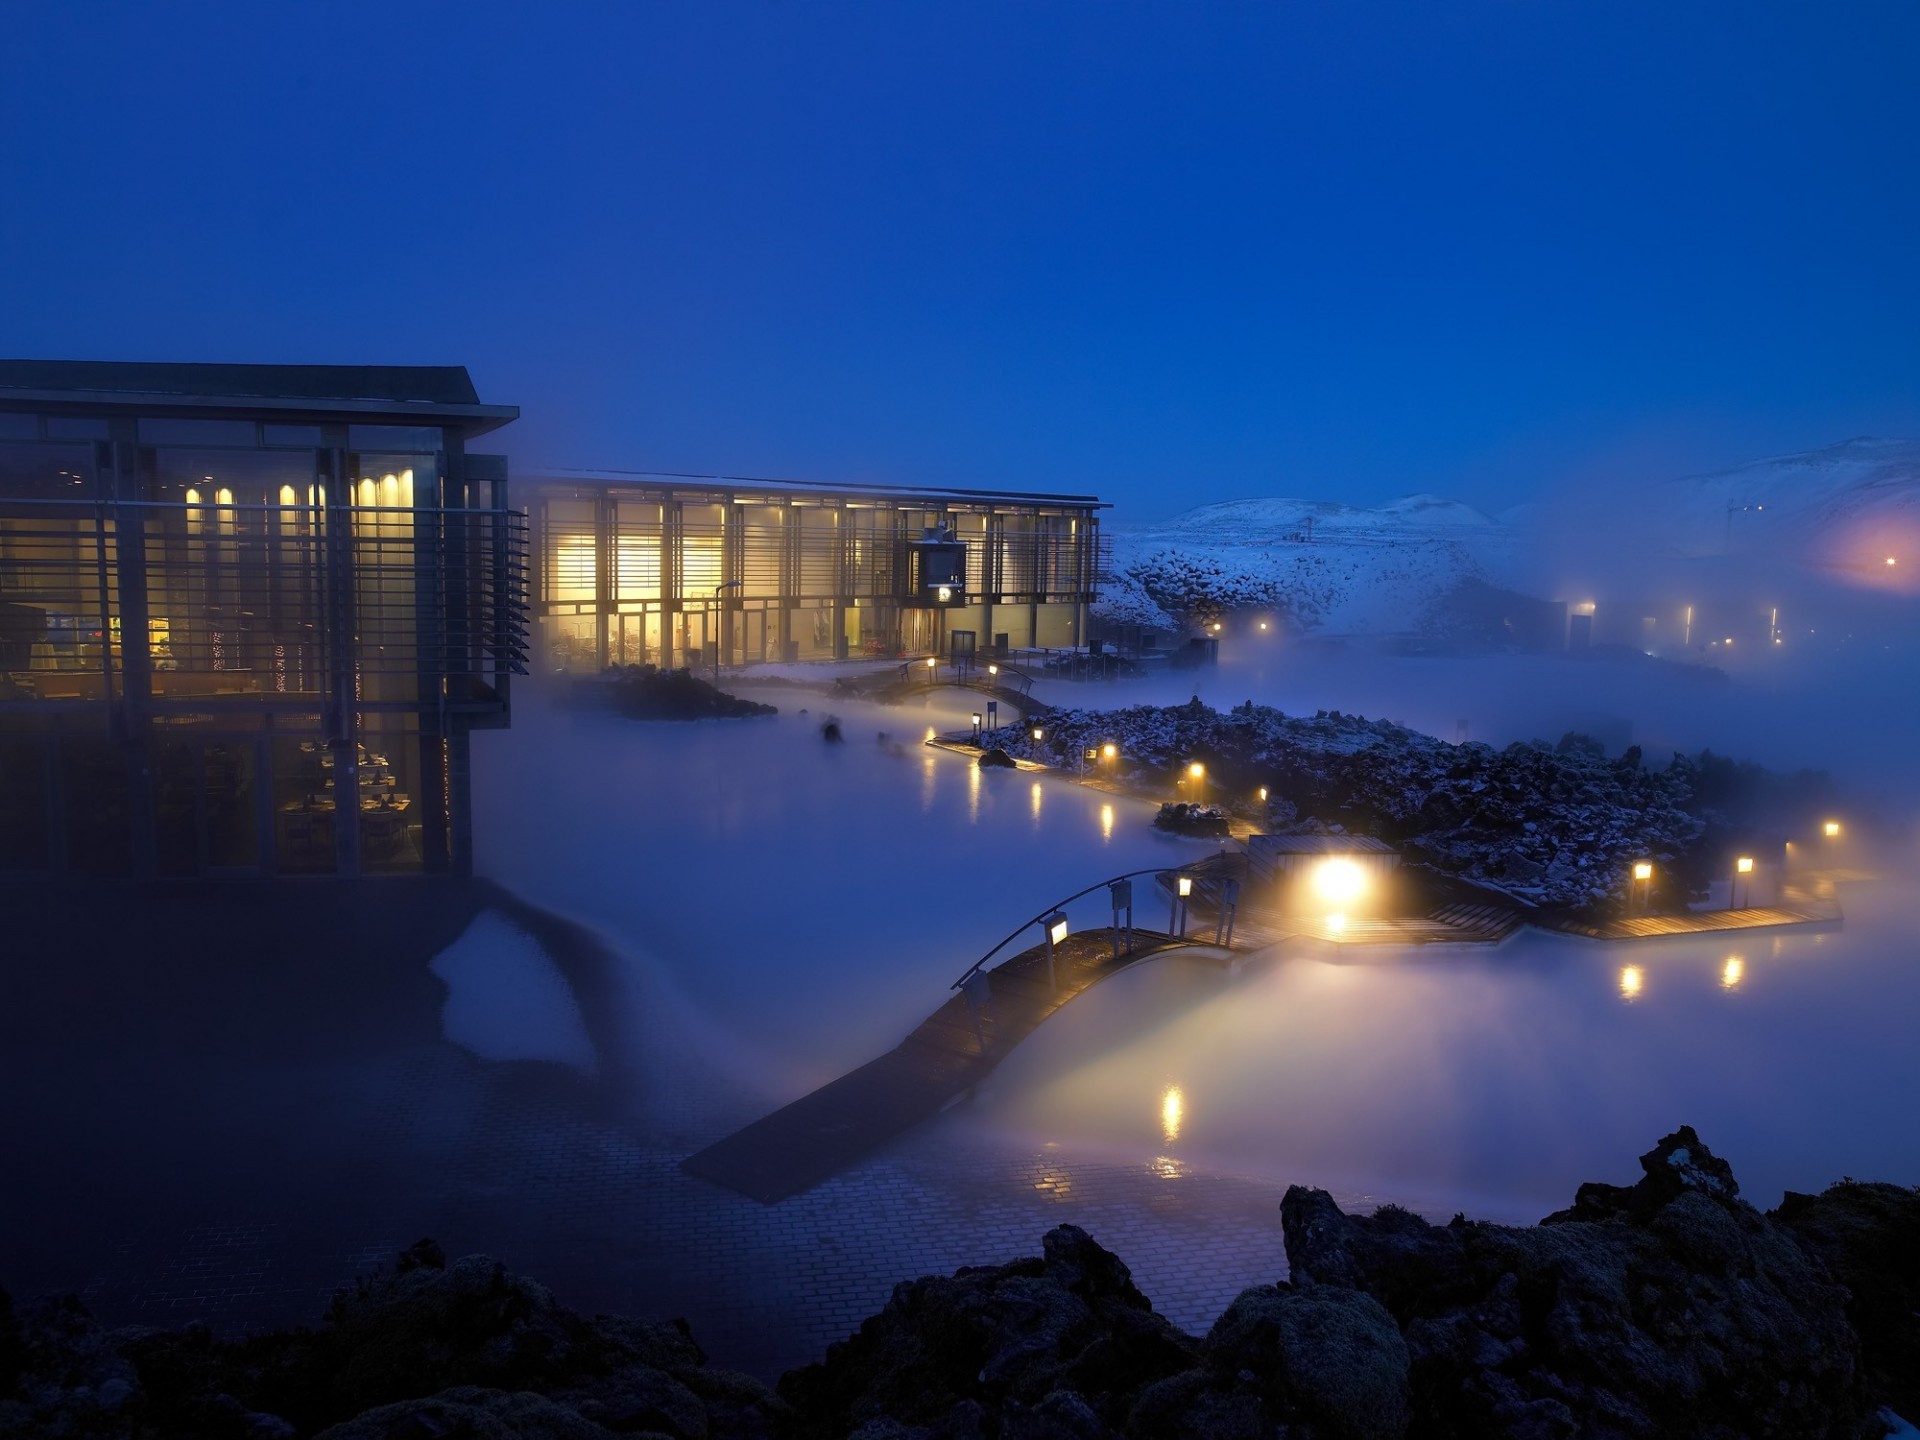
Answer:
680 927 1200 1203
1530 902 1842 940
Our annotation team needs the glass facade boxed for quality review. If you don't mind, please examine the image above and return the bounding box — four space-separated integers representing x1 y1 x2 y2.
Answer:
0 382 523 878
528 478 1103 672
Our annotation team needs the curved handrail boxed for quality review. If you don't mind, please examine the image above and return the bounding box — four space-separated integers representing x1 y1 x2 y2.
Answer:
950 866 1185 991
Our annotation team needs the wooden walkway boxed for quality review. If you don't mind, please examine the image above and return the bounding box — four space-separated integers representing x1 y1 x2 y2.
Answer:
1530 901 1842 940
680 927 1201 1204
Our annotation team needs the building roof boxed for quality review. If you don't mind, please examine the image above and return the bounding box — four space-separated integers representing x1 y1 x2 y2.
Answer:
1247 832 1398 855
530 466 1106 509
0 360 518 436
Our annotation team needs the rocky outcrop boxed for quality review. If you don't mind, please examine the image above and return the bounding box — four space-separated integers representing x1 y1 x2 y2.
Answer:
779 1225 1201 1439
1775 1179 1920 1425
1281 1127 1877 1439
2 1240 785 1440
3 1136 1914 1438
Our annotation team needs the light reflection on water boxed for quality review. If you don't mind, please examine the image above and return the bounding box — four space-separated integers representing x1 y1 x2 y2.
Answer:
475 677 1920 1224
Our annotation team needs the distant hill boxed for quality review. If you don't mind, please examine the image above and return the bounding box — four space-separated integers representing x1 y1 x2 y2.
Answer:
1097 440 1920 637
1657 436 1920 574
1102 493 1512 635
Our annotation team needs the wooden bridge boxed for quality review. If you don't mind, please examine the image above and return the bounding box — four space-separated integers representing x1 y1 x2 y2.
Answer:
680 922 1206 1204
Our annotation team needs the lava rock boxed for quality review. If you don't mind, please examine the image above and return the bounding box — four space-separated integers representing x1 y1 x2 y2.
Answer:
1205 1283 1410 1440
978 747 1018 769
1281 1128 1873 1439
1775 1179 1920 1423
779 1225 1200 1439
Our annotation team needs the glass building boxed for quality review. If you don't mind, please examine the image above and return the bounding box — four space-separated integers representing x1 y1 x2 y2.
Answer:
528 472 1106 672
0 361 525 877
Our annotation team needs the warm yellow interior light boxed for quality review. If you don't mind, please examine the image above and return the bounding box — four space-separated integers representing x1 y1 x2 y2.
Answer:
1312 857 1367 905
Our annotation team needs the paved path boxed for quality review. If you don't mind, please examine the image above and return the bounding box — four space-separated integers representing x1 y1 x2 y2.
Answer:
682 928 1203 1202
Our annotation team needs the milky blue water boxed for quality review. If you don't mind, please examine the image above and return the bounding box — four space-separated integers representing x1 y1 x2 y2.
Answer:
473 651 1919 1217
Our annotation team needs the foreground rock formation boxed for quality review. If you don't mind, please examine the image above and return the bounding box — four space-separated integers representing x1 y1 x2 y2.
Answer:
3 1133 1914 1438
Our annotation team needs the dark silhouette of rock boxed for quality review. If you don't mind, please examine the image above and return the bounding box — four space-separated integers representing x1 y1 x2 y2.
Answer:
1152 802 1229 837
593 665 777 720
978 747 1018 769
822 715 845 742
779 1224 1200 1439
1775 1179 1920 1425
1281 1127 1872 1439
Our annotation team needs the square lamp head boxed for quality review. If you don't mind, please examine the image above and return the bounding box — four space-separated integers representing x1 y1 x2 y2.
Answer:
1045 912 1069 946
1176 875 1193 898
1736 856 1754 874
1633 862 1653 881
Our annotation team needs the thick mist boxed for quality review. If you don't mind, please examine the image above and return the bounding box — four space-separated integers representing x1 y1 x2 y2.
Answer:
467 641 1919 1219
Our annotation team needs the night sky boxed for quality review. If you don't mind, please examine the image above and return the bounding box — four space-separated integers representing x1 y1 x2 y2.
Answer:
2 2 1916 518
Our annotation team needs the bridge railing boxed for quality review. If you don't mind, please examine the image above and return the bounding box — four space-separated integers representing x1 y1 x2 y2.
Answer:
949 866 1188 992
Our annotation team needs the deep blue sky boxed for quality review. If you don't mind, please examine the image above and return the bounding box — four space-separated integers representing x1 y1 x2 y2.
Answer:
2 2 1916 519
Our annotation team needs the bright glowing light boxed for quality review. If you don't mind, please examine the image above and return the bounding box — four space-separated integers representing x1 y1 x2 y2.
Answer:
1633 862 1653 881
1620 965 1644 1000
1099 804 1114 840
1101 742 1117 760
1824 821 1842 837
184 487 201 505
1722 957 1745 990
1161 1085 1184 1143
1047 914 1069 946
1736 856 1754 874
1326 912 1348 934
971 712 982 726
936 586 953 602
1887 556 1898 567
1176 875 1193 898
1032 727 1045 741
1258 620 1269 631
214 487 233 507
1030 782 1043 821
1257 786 1269 802
926 656 937 669
987 663 998 675
1312 857 1367 905
1187 761 1205 780
278 484 297 507
1210 622 1221 632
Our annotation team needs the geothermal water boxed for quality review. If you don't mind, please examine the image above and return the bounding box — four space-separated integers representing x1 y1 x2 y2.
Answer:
472 651 1920 1225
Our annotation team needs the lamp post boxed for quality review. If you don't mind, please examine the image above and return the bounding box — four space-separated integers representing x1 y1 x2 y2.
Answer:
1631 861 1653 915
1041 910 1069 988
1732 855 1754 910
1170 873 1193 936
971 711 983 744
711 579 743 686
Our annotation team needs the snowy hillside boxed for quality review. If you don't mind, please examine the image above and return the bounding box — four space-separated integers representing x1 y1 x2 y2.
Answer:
1104 493 1514 634
1657 437 1920 575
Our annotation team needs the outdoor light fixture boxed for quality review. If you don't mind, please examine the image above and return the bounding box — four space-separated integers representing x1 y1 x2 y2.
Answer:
1258 620 1269 630
1210 622 1221 633
1032 726 1045 741
1047 913 1070 946
1633 862 1653 881
1176 875 1193 898
1101 742 1117 759
1312 857 1367 905
1736 856 1754 874
936 586 953 602
926 656 937 669
1824 821 1842 837
987 663 998 675
1187 761 1205 780
1257 786 1269 802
